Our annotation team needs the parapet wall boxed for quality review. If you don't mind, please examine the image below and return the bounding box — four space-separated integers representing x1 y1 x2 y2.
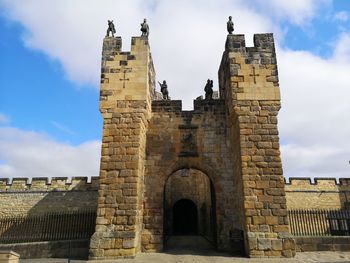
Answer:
285 178 350 209
151 99 225 114
0 176 99 191
285 177 350 187
225 33 276 64
1 175 348 217
0 177 99 216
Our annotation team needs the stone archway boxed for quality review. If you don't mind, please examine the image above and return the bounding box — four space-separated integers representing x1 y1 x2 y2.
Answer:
164 169 217 249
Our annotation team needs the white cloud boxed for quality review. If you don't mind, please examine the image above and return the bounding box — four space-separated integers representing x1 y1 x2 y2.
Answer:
51 121 76 136
251 0 330 26
0 0 321 103
281 144 350 179
0 127 101 178
0 0 147 86
1 0 349 180
0 0 331 107
334 11 349 22
332 32 350 63
278 33 350 179
0 113 10 125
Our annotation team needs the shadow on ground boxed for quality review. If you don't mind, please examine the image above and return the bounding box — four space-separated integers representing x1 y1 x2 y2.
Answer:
164 235 244 257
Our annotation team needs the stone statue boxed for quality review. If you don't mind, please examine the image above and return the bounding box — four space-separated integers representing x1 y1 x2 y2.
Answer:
158 80 169 100
140 18 149 37
106 20 116 37
227 16 234 34
204 79 213 100
181 133 196 153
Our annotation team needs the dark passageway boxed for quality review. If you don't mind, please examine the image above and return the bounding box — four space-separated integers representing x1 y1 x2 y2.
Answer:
173 199 198 235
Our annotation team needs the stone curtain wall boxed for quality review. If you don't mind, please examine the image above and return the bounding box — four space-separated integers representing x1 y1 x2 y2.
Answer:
89 36 155 259
1 176 347 218
219 34 295 257
285 178 350 209
142 100 237 252
0 177 98 216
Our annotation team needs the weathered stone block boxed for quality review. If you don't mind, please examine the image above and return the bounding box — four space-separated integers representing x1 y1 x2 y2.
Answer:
122 239 135 249
271 239 282 251
258 238 271 250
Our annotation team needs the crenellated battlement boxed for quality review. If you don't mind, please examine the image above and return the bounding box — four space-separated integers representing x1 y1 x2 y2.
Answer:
193 99 225 113
0 176 99 192
151 100 182 113
284 177 350 188
99 36 156 112
284 177 350 210
151 99 226 114
219 33 280 103
225 34 276 64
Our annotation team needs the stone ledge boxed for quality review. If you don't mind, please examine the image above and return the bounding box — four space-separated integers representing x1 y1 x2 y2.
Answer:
295 237 350 252
0 240 89 260
0 250 20 263
151 100 182 112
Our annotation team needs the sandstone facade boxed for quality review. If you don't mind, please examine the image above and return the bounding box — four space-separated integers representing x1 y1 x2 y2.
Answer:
0 177 348 218
285 178 350 209
0 177 98 217
89 32 296 259
1 32 349 260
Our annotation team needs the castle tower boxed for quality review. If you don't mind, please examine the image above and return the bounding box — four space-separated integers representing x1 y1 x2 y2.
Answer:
89 36 155 259
219 34 296 257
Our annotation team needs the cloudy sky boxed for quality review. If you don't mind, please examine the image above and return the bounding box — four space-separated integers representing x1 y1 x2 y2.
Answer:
0 0 349 181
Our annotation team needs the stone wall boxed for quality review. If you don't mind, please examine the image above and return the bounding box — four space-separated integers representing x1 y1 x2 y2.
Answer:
1 176 348 217
0 240 90 259
142 99 237 252
91 32 318 259
285 178 350 209
0 177 98 216
295 237 350 252
219 34 295 257
89 36 155 260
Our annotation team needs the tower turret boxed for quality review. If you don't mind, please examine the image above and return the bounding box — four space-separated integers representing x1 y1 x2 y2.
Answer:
89 35 155 259
219 33 295 257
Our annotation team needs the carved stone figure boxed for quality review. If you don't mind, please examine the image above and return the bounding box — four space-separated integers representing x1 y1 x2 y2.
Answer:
106 20 116 37
227 16 234 34
158 80 169 100
140 18 149 37
181 133 196 153
204 79 213 100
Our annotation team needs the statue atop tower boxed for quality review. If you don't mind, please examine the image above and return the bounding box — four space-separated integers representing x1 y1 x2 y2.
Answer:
140 18 149 37
106 20 116 37
227 16 234 34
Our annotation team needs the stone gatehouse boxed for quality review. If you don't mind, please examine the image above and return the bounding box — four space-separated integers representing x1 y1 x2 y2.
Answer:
88 32 296 259
1 28 350 261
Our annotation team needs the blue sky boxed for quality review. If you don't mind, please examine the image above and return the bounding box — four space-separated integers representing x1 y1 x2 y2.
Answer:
0 16 101 144
0 0 350 180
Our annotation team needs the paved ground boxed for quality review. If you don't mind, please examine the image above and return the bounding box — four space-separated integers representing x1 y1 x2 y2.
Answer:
20 252 350 263
20 236 350 263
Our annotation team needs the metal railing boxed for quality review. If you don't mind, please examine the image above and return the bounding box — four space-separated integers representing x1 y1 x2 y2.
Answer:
0 210 96 244
288 209 350 236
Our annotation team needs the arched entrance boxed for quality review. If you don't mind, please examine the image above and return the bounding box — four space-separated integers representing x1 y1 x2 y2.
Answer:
173 199 198 235
164 168 217 250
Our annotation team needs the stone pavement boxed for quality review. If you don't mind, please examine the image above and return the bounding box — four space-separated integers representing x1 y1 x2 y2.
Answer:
20 252 350 263
20 235 350 263
20 251 350 263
